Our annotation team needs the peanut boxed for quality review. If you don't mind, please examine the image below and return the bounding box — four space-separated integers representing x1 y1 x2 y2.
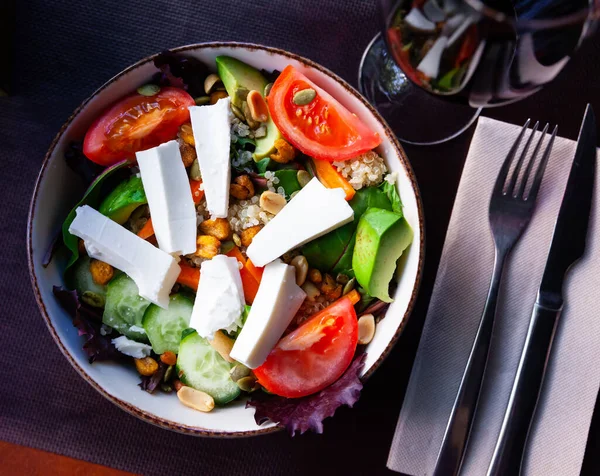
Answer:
308 268 322 284
204 73 222 95
195 235 221 259
199 218 231 241
240 225 263 247
177 386 215 413
209 330 235 363
270 138 296 164
247 90 269 122
259 191 287 215
290 255 308 286
357 314 376 345
89 259 114 285
230 175 255 200
134 357 158 376
160 351 177 366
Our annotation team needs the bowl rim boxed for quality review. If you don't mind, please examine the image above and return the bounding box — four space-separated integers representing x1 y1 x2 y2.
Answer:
27 41 425 437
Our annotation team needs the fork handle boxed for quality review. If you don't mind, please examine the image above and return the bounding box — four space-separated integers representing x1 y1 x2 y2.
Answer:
432 249 508 476
486 302 562 476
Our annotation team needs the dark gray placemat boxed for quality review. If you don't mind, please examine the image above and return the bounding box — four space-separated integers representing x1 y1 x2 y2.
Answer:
0 1 409 475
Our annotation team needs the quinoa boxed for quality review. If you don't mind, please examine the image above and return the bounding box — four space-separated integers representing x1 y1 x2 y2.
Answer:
333 150 387 190
227 194 274 235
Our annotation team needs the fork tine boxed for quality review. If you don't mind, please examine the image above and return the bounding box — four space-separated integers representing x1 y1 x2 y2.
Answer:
492 119 531 196
506 121 539 197
516 123 549 198
526 125 557 201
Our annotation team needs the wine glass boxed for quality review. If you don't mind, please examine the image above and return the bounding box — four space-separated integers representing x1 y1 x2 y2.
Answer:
359 0 599 145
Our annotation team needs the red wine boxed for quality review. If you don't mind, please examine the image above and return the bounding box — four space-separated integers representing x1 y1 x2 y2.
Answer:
385 0 592 107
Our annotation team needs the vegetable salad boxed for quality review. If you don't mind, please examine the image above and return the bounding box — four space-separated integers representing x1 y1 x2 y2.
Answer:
51 51 413 435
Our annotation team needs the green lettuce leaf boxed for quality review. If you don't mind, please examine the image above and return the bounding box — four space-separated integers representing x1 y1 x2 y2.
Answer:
380 181 403 214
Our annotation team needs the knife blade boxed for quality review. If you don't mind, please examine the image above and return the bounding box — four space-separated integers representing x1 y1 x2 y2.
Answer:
487 104 597 476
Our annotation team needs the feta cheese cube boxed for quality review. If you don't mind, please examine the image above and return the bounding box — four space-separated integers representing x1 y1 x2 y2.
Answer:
69 205 180 308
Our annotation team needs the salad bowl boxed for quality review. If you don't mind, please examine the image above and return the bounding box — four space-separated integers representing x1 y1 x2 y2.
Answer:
27 42 424 436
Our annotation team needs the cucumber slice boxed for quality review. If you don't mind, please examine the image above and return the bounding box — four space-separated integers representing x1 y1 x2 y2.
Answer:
69 256 107 300
142 294 193 354
103 274 151 342
177 330 240 405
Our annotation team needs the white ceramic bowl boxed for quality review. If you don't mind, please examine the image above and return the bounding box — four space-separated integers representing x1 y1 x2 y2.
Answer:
28 42 424 436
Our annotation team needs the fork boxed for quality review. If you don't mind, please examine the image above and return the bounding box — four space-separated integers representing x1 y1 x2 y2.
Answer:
432 120 558 476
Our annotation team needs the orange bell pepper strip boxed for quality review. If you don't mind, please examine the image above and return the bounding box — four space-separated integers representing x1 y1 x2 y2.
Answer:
190 179 205 204
245 258 264 283
226 246 262 304
137 217 155 240
177 261 200 291
311 159 356 200
345 289 360 306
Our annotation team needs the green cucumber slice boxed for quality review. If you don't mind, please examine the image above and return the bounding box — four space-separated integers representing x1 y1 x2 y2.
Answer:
177 330 240 405
103 274 151 342
142 294 193 354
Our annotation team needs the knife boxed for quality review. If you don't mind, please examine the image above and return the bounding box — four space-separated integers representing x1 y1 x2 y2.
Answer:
487 104 597 476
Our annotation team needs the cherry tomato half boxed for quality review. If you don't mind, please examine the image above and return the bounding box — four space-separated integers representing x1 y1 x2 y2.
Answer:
83 87 195 166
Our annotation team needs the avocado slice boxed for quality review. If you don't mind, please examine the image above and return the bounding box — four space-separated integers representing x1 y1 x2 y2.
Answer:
98 176 147 225
215 56 282 160
352 208 413 302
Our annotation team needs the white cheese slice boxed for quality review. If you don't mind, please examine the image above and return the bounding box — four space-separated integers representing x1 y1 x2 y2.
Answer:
112 335 152 358
246 177 354 267
230 260 306 369
189 255 245 339
189 98 231 218
136 140 197 256
69 205 180 308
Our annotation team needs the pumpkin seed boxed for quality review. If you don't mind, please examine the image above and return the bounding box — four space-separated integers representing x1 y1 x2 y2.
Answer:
189 159 201 181
232 233 242 247
137 84 160 96
163 365 174 383
177 386 215 412
231 104 246 122
242 101 260 130
343 277 356 296
81 291 105 308
293 88 316 106
230 364 251 382
160 383 173 393
236 375 259 392
290 255 308 287
235 87 250 102
289 190 300 200
264 82 273 97
357 314 375 345
297 170 311 188
336 273 350 285
194 96 211 106
301 281 321 301
204 73 222 95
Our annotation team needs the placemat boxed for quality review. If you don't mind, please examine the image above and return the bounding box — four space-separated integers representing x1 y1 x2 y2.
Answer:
0 1 404 475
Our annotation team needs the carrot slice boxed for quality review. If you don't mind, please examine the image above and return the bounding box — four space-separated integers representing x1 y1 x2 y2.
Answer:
226 246 247 265
312 159 356 200
177 261 200 291
137 217 155 240
345 289 360 306
190 179 205 204
245 259 264 283
226 246 260 304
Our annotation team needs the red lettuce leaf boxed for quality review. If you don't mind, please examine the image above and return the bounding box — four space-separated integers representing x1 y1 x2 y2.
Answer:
52 286 121 363
247 353 366 436
139 361 168 394
153 51 209 98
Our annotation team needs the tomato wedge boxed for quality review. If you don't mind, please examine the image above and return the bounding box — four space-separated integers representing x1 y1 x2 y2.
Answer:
254 295 358 398
268 65 381 162
83 87 195 166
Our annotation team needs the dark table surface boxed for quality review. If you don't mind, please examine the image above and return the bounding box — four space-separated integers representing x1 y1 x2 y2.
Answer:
1 1 599 475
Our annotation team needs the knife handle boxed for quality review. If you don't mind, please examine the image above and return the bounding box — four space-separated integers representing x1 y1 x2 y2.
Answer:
487 302 562 476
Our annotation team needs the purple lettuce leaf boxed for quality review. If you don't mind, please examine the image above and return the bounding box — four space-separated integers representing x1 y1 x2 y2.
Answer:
247 353 367 436
64 141 105 186
139 361 168 394
153 51 209 98
52 286 121 363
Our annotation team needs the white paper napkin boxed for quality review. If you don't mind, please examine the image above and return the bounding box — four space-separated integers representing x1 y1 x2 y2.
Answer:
387 116 600 476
